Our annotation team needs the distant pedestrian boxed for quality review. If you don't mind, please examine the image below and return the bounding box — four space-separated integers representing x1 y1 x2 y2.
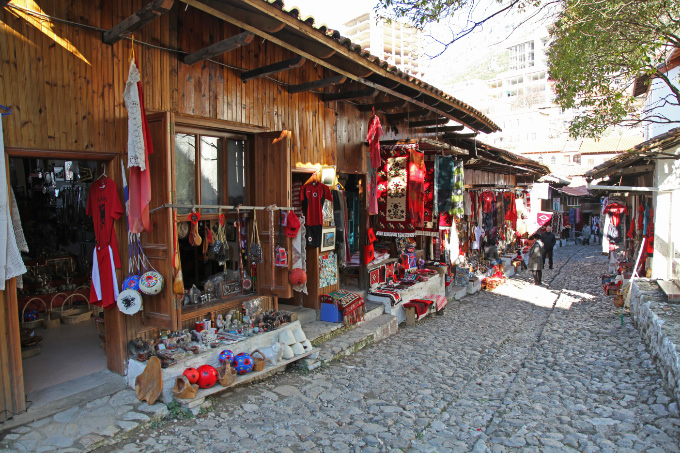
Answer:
582 224 591 244
528 237 545 285
536 226 556 269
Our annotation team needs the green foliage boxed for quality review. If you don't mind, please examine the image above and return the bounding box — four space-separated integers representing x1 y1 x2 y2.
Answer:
166 401 194 420
548 0 680 137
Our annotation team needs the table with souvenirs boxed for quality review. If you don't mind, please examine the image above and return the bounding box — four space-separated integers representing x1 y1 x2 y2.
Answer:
367 259 446 324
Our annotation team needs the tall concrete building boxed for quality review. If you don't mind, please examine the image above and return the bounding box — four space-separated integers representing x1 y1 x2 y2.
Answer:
342 12 423 78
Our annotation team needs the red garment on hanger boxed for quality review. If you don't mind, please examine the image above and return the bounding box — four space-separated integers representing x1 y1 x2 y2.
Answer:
86 178 123 308
408 149 425 226
366 115 384 169
301 181 332 226
647 206 655 256
627 213 636 239
481 191 495 213
603 202 627 227
637 204 644 231
503 192 517 222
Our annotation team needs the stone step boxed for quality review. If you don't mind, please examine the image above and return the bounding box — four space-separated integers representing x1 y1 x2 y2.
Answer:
306 313 398 368
278 303 317 325
304 302 384 344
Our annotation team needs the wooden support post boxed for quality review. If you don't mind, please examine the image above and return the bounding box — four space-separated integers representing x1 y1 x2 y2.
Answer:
241 56 306 82
405 306 416 327
356 100 407 112
183 31 255 65
423 125 465 133
287 75 347 94
321 88 377 102
408 118 449 128
103 0 174 45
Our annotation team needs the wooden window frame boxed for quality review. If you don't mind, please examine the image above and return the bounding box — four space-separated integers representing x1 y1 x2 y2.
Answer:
173 124 249 222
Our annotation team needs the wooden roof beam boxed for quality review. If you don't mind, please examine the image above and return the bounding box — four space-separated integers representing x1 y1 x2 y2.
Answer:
183 31 254 65
443 132 478 139
241 56 306 82
408 118 449 128
1 1 11 8
385 109 429 121
422 125 464 133
287 75 347 94
322 88 378 102
356 100 407 112
195 0 286 33
103 0 174 45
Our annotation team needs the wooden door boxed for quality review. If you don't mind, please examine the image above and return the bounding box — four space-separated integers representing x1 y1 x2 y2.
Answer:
251 132 293 299
142 112 180 330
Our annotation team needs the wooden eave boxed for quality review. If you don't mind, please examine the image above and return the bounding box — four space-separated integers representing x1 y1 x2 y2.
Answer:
180 0 500 134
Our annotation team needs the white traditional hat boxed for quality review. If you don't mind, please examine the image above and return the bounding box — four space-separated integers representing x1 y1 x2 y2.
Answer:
117 289 142 315
292 327 307 343
291 342 305 356
278 330 296 346
282 344 294 359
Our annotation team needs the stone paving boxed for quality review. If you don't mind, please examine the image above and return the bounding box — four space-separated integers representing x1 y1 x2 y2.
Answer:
95 245 680 452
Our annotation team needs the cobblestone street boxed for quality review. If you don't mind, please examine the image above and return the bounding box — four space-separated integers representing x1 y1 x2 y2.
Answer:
103 245 680 452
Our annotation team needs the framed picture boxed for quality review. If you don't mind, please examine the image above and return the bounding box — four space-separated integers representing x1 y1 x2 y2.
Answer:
64 161 74 181
320 226 336 252
320 166 336 186
225 224 236 242
54 166 65 181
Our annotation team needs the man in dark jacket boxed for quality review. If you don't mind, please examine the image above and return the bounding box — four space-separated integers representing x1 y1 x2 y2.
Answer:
540 226 557 269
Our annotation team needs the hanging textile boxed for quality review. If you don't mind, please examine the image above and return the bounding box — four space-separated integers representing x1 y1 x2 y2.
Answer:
515 195 528 236
366 115 384 170
87 177 124 308
434 155 454 215
452 160 464 217
0 120 27 289
463 192 472 217
408 149 425 227
377 144 417 237
603 201 627 251
480 190 496 231
420 152 439 236
445 220 460 265
647 206 655 257
291 214 308 294
367 157 379 215
123 58 153 234
503 192 517 223
569 208 576 226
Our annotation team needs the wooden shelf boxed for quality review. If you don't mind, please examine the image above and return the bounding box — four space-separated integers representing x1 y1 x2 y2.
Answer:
180 293 260 321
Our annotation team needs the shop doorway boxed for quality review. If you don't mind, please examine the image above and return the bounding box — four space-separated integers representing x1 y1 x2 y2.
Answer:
8 155 118 407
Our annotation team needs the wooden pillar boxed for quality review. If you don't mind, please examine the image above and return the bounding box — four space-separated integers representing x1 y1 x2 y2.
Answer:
0 281 26 422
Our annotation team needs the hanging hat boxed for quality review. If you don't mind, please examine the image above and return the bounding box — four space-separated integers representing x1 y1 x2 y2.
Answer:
117 289 142 315
284 211 301 238
289 268 307 285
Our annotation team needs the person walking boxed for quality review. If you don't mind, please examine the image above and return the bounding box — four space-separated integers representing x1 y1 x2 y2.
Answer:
528 237 545 285
540 226 557 269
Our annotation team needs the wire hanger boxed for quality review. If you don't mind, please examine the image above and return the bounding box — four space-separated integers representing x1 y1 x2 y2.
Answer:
96 163 107 180
0 104 11 116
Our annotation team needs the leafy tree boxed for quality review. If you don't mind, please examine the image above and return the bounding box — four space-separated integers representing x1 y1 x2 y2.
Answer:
548 0 680 137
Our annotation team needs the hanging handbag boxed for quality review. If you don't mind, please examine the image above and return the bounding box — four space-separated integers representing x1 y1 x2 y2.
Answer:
275 213 288 268
189 210 202 246
213 210 228 264
249 210 263 263
363 216 375 265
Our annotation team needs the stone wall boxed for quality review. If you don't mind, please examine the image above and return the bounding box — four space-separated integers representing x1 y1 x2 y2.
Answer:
629 279 680 405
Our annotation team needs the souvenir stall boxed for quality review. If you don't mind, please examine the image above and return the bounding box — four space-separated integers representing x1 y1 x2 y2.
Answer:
365 139 469 323
432 138 550 293
585 148 659 306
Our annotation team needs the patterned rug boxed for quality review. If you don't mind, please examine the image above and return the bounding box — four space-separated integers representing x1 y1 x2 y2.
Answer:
320 289 365 326
377 144 417 237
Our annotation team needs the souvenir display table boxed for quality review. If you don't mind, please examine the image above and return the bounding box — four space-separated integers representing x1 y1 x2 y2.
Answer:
127 320 309 404
367 273 445 324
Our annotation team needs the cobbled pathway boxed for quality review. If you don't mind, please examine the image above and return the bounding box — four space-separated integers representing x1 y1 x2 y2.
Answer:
103 245 680 452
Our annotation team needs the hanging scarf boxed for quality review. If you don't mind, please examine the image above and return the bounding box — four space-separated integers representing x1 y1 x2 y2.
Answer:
408 149 425 227
123 59 153 234
434 156 454 215
367 115 384 169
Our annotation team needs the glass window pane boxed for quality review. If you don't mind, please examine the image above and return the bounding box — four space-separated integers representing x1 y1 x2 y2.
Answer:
200 136 224 214
227 140 246 206
175 133 196 214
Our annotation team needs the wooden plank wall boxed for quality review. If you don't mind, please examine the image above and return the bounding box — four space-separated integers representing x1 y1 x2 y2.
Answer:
465 169 517 187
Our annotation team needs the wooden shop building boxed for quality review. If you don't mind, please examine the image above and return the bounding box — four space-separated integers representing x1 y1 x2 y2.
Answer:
0 0 500 420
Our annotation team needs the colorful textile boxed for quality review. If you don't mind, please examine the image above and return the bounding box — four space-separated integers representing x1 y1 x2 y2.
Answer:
322 289 365 326
400 251 417 269
408 149 425 227
366 115 384 170
503 192 517 223
647 206 654 257
481 191 496 213
370 268 380 286
420 294 447 311
301 182 332 226
420 153 438 235
434 156 454 215
319 251 338 287
537 211 553 227
377 144 416 236
451 160 464 217
124 59 153 234
369 288 402 306
385 263 395 282
403 299 434 319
